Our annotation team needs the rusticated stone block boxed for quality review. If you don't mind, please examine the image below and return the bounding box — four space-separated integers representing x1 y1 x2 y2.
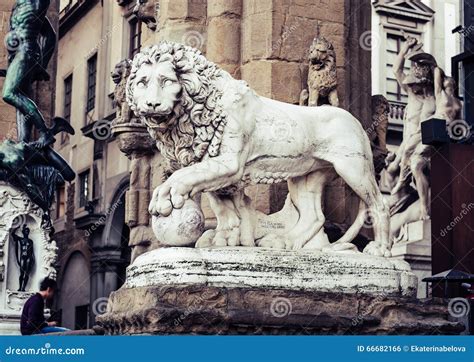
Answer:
159 23 208 52
274 15 319 62
270 61 302 104
288 0 345 23
207 17 241 64
163 0 207 20
241 60 302 104
241 13 272 62
242 0 275 16
241 61 272 98
208 0 242 17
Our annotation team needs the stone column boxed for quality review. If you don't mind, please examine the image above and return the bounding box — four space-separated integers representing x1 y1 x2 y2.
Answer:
158 0 208 51
206 0 242 77
112 124 160 262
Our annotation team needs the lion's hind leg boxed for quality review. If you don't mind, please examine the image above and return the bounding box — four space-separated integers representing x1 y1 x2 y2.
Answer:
330 157 391 257
286 170 334 250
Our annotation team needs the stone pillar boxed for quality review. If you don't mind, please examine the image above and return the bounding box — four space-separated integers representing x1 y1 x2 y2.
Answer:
112 124 160 262
158 0 208 52
206 0 242 77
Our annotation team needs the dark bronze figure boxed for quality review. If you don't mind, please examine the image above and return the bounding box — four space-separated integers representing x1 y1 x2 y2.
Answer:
0 1 75 225
12 224 35 292
3 0 58 147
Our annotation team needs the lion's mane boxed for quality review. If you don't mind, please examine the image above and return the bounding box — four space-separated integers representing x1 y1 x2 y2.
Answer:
127 41 227 173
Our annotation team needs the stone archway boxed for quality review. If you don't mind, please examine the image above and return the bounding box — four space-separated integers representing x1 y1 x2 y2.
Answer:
89 179 130 325
58 251 90 330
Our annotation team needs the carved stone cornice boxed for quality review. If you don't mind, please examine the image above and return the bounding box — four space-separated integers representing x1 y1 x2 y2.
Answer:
373 0 435 22
111 123 156 157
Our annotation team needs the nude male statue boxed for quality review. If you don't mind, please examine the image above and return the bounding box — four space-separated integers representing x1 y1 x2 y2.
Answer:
387 36 436 220
432 67 462 123
12 224 35 292
2 0 56 148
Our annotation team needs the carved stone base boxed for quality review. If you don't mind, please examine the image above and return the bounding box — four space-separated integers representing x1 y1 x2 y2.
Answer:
97 248 462 335
392 220 432 298
97 285 463 335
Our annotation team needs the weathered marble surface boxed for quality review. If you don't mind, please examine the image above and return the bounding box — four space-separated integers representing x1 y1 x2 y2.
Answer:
125 247 416 297
127 41 391 257
98 284 462 335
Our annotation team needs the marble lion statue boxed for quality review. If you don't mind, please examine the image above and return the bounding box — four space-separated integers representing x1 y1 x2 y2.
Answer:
300 36 339 107
127 41 391 257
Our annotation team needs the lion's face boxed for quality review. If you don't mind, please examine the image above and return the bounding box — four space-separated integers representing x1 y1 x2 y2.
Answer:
129 60 182 126
309 39 334 70
111 60 131 85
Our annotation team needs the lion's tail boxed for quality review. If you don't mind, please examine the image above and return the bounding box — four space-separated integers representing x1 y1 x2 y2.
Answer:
332 199 366 245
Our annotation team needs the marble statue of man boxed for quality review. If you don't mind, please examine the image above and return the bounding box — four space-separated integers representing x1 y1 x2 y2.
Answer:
432 67 462 123
12 224 35 292
387 36 436 220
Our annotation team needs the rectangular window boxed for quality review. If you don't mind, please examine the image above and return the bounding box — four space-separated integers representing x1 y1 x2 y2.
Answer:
56 185 66 218
385 34 410 104
78 171 90 208
62 74 73 143
86 54 97 113
129 18 142 58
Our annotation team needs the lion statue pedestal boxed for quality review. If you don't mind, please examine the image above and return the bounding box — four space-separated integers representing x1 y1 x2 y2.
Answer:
98 41 463 335
97 247 462 335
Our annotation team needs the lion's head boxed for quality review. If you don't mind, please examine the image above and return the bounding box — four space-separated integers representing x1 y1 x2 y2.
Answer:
309 37 336 70
112 59 132 85
127 41 227 172
132 0 158 31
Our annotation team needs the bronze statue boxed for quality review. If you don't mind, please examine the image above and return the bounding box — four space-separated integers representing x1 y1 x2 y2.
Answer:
12 224 35 292
0 1 75 224
3 0 59 147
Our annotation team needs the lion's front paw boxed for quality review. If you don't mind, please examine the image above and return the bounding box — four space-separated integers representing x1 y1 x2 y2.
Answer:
363 241 392 258
148 180 191 216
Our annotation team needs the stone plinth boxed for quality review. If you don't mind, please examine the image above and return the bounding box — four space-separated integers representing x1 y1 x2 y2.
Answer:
97 248 463 335
391 220 432 298
124 248 416 297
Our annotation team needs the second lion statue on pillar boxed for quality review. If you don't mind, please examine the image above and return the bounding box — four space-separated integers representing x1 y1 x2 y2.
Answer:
126 41 392 257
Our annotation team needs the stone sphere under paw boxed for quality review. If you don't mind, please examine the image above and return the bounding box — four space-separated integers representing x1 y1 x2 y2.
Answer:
152 199 205 247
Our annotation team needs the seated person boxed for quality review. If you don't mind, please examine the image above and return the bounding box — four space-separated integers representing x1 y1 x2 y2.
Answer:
20 277 69 335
